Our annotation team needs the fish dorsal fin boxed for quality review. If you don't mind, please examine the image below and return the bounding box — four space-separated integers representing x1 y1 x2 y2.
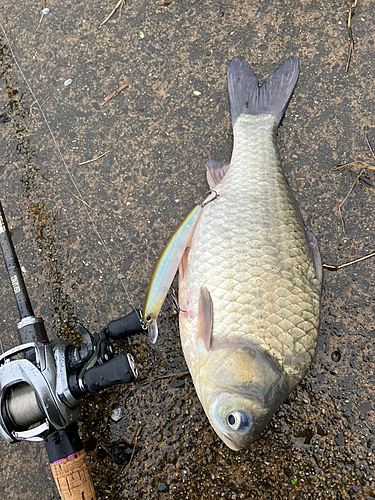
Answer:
197 286 214 351
205 159 230 189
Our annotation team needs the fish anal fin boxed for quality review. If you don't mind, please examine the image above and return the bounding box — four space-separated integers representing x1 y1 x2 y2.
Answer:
197 286 214 351
205 159 230 189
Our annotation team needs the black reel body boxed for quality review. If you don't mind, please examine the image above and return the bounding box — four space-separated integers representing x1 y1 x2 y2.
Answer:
0 310 143 443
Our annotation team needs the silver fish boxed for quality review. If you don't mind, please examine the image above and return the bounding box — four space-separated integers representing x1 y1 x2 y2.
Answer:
177 56 322 450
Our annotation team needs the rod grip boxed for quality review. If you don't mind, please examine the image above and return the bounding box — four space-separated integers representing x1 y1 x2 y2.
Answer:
49 448 96 500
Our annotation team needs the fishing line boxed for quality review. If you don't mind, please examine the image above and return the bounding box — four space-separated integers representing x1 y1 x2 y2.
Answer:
0 22 140 320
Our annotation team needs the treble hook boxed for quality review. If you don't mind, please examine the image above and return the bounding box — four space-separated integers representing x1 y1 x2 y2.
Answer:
201 189 219 208
169 286 187 314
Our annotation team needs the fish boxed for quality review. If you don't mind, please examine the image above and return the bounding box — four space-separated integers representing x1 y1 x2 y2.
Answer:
143 56 322 450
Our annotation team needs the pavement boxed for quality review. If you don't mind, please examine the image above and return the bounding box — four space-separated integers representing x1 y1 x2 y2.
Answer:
0 0 374 499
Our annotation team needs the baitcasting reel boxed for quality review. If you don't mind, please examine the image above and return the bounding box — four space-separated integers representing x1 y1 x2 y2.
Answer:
0 310 143 443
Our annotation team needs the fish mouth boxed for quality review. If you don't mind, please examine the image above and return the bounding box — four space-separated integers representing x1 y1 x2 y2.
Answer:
215 429 241 451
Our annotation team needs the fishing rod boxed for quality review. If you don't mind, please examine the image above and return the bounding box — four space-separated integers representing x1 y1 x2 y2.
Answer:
0 200 144 499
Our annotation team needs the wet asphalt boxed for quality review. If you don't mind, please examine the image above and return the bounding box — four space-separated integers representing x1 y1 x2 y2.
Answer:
0 0 374 499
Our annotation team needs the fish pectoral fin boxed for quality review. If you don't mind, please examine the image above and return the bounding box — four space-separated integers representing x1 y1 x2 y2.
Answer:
205 159 230 189
197 286 214 351
306 228 323 285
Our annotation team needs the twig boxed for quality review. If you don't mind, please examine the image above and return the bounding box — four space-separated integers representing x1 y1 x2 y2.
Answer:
34 12 45 36
324 250 375 271
328 160 351 169
101 82 129 106
346 0 359 73
365 129 375 160
136 370 190 387
334 128 375 236
119 0 125 17
98 0 125 29
120 426 142 476
61 184 97 214
78 150 110 166
151 89 163 107
330 160 375 172
30 95 50 115
34 2 49 37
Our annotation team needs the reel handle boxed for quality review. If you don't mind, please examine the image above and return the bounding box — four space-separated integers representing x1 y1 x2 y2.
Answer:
105 309 144 340
82 352 137 393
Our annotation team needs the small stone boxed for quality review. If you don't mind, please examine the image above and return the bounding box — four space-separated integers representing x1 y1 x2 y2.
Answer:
335 432 344 447
111 407 122 422
157 483 169 492
331 350 341 362
359 402 372 414
169 378 185 389
193 91 201 96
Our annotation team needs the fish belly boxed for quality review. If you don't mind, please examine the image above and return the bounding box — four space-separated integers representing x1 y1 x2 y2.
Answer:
179 114 321 391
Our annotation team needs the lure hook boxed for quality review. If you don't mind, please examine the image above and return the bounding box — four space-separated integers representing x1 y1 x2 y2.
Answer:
169 286 186 314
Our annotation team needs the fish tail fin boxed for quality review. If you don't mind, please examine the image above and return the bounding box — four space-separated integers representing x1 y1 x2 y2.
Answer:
227 56 299 127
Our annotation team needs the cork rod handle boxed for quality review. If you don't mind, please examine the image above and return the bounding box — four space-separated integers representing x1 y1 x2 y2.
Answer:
49 448 96 500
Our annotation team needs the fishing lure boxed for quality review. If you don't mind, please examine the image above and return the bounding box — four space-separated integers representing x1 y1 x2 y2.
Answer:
143 205 202 343
143 190 219 342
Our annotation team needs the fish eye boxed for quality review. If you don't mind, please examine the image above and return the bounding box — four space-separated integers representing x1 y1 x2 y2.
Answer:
226 411 252 432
